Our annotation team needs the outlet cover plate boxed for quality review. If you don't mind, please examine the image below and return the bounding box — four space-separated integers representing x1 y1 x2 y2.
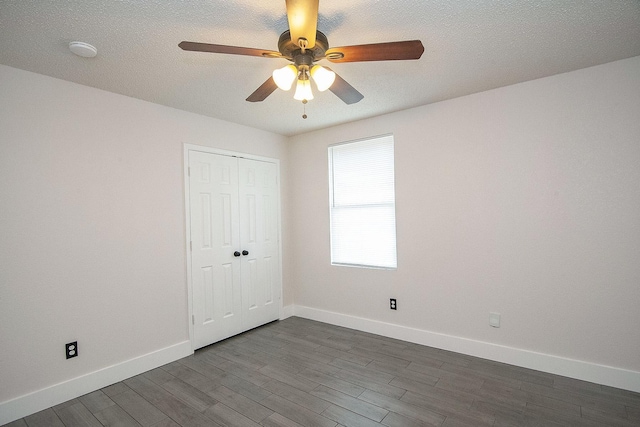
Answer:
66 341 78 359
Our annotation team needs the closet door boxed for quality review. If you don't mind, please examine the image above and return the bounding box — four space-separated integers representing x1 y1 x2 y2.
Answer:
188 150 281 350
189 151 243 349
238 158 281 330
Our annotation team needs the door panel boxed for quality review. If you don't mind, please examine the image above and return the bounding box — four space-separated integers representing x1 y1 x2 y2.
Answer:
238 159 280 330
189 151 242 349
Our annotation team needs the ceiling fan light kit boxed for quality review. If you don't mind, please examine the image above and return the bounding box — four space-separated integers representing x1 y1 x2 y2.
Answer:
273 63 335 100
273 64 298 90
179 0 424 111
294 77 313 101
310 65 335 91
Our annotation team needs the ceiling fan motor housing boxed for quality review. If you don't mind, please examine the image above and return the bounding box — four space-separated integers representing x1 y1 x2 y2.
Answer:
278 30 329 62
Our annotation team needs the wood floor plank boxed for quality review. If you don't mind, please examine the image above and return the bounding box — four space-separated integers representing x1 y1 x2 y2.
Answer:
147 419 180 427
152 396 222 427
23 408 65 427
175 355 226 382
493 411 566 427
381 411 435 427
329 368 407 400
321 404 382 427
580 405 638 427
627 405 640 422
218 359 273 387
524 403 602 427
259 364 319 392
109 389 168 427
260 412 305 427
401 389 480 417
212 345 268 371
160 378 217 412
203 402 261 427
206 385 273 423
329 358 395 384
276 332 323 349
262 379 331 414
52 399 80 412
310 385 389 422
217 372 273 402
389 373 438 393
143 368 176 386
348 347 411 370
101 382 131 398
93 405 142 427
358 389 446 426
314 345 372 366
78 390 115 414
260 394 337 427
54 402 102 427
298 368 366 397
600 385 640 409
523 391 581 416
191 348 227 367
162 362 219 394
434 376 484 394
123 375 175 406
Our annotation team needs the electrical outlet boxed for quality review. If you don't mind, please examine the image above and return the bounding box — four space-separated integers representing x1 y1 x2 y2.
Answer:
390 298 397 310
66 341 78 359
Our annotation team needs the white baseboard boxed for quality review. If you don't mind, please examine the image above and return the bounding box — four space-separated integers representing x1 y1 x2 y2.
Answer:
280 304 294 320
293 305 640 394
0 340 192 425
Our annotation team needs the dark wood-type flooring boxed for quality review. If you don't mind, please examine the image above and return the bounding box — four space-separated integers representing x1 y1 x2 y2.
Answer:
4 317 640 427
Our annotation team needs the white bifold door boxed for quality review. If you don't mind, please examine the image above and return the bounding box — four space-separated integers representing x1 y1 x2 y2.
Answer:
188 150 281 350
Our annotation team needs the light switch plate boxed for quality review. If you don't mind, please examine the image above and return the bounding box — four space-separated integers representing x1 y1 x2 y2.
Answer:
489 312 501 328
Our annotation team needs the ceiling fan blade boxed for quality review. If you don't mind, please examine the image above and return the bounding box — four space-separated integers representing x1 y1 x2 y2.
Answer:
327 70 363 104
179 41 281 58
246 77 278 102
325 40 424 63
285 0 319 48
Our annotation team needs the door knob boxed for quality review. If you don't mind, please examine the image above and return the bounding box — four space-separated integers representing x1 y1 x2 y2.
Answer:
234 251 241 257
242 250 249 256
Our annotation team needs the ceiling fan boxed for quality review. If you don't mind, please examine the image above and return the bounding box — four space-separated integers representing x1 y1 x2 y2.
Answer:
179 0 424 106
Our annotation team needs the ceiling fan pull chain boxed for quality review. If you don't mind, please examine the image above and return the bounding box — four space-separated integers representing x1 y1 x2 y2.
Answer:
302 99 308 119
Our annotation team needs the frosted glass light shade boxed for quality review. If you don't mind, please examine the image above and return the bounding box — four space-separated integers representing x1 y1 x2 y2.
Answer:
310 65 336 91
272 65 297 90
294 78 314 101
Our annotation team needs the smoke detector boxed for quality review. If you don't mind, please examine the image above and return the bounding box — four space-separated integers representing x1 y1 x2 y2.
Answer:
69 41 97 58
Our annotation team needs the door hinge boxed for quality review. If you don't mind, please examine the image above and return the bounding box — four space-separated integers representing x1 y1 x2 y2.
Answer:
190 241 192 251
192 315 195 325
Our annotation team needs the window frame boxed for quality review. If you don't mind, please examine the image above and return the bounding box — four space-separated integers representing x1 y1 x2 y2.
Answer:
328 134 398 270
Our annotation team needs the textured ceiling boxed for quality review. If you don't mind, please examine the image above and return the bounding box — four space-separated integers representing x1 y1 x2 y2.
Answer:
1 1 639 136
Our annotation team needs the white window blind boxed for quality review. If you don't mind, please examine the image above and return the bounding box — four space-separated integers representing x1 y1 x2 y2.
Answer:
328 135 397 269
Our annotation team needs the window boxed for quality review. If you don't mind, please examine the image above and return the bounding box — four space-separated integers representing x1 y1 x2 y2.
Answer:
328 134 397 269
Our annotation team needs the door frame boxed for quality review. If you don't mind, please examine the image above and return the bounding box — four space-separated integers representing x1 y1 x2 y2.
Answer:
183 143 283 351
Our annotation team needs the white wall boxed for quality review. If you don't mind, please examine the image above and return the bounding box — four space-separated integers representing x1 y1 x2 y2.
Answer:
1 53 639 422
0 65 289 411
288 56 640 385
